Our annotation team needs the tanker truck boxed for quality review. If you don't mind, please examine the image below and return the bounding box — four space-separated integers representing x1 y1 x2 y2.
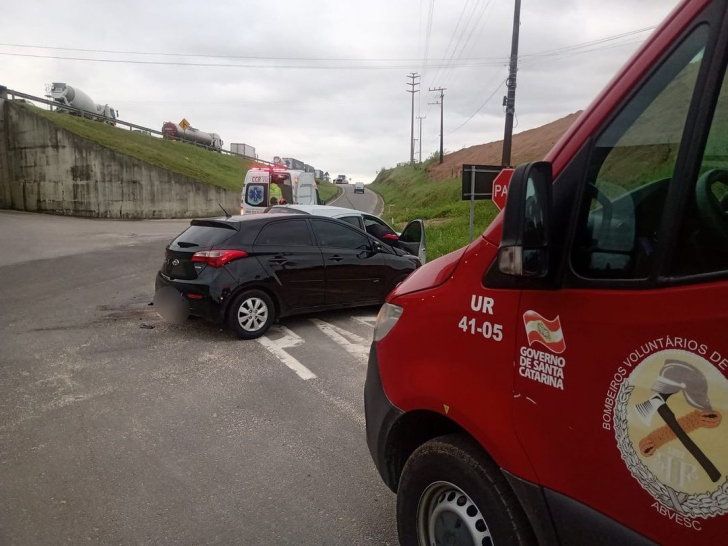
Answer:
49 83 118 124
162 122 223 151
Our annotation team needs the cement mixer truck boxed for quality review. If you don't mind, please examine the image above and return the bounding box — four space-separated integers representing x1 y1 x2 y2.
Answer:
162 122 223 151
49 83 118 125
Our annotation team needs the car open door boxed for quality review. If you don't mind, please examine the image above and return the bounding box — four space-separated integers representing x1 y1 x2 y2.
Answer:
398 219 426 264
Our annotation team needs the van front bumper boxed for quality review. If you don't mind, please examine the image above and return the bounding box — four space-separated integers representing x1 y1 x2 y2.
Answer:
364 342 403 492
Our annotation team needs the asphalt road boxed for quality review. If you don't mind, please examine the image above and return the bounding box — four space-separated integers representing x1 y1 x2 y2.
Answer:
328 184 383 216
0 188 398 545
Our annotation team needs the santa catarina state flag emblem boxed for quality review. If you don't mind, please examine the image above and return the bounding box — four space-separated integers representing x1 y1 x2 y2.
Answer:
523 310 565 354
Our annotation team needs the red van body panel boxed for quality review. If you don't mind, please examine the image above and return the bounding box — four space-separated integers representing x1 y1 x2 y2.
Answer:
372 0 728 543
379 236 537 480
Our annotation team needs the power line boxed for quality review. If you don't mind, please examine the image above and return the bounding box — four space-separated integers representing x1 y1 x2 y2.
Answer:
0 26 656 64
519 38 647 68
437 0 494 87
519 26 656 59
449 76 507 135
429 0 476 85
0 51 507 70
421 0 437 84
440 0 498 87
433 0 486 87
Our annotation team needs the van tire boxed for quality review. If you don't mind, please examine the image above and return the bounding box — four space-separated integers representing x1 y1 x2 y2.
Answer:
227 289 276 340
397 433 535 546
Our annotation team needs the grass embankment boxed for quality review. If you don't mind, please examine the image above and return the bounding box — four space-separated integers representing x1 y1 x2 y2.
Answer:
317 180 340 203
370 161 500 260
24 105 251 192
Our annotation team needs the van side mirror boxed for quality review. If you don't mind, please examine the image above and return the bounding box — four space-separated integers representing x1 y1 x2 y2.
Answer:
498 161 552 277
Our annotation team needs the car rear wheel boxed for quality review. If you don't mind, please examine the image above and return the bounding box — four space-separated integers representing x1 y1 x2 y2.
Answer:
397 434 535 546
227 290 275 340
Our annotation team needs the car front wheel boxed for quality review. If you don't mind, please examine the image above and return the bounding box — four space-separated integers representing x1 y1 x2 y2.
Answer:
227 289 275 340
397 434 535 546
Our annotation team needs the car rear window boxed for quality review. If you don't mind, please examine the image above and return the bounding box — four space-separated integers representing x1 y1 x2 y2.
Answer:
171 225 237 248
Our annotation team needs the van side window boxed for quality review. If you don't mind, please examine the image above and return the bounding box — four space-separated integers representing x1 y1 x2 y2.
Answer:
672 67 728 276
571 26 709 280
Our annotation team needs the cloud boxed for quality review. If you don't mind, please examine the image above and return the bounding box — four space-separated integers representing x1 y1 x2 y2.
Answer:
1 0 680 182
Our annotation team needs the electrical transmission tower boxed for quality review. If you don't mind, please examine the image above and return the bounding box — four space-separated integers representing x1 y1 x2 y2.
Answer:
429 87 446 164
407 73 420 165
416 116 426 163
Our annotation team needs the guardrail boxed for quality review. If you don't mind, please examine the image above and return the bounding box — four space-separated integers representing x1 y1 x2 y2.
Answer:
2 87 272 164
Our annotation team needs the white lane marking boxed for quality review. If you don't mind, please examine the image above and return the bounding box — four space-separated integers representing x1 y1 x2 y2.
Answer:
328 186 347 206
256 325 317 380
351 315 377 328
310 318 370 358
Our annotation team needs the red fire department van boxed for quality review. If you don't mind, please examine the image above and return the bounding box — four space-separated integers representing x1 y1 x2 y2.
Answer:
365 1 728 544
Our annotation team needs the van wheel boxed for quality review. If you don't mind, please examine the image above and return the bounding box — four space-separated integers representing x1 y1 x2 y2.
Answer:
227 290 275 340
397 434 535 546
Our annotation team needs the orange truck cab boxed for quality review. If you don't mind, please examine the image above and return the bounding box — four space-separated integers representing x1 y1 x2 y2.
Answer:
365 1 728 544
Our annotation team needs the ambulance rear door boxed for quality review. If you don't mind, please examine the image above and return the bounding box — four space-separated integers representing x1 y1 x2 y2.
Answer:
242 170 269 214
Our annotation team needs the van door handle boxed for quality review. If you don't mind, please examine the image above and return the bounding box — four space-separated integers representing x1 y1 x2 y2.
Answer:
328 255 343 262
269 257 288 265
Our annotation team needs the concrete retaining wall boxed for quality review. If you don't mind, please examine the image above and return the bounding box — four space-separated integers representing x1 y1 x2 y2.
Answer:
0 99 240 218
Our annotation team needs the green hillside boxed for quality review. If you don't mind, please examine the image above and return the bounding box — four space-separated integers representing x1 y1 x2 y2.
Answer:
370 159 500 260
24 104 343 203
24 104 252 192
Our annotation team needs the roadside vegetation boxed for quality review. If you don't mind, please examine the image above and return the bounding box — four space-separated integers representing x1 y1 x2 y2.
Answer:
23 104 251 192
23 104 344 203
317 180 340 203
370 157 500 260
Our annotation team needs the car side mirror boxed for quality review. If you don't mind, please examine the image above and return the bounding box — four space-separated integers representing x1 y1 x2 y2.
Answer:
498 161 552 277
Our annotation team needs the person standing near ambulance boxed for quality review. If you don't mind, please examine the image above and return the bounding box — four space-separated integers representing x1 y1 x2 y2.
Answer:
269 181 282 206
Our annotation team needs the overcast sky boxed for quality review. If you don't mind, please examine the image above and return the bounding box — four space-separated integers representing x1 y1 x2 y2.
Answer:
1 0 680 182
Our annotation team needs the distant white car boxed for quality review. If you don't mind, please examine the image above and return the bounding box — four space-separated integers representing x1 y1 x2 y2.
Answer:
266 204 426 264
354 182 365 194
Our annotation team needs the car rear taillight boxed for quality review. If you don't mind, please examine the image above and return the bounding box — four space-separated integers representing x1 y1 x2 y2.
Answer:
382 233 399 242
192 250 248 267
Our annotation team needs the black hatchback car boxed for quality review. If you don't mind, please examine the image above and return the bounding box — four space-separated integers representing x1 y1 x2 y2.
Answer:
154 214 420 339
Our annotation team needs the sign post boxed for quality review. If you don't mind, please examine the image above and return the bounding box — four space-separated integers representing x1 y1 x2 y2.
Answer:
469 166 476 242
462 164 502 242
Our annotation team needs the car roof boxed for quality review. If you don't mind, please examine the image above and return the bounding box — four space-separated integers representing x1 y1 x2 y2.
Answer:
271 205 367 218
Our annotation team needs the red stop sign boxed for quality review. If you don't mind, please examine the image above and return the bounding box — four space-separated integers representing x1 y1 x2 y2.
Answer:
492 168 514 211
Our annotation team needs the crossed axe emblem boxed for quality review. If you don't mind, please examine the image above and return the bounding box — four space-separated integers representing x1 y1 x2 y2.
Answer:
635 360 722 483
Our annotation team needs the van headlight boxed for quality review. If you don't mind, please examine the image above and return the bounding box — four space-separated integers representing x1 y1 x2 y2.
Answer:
374 303 403 342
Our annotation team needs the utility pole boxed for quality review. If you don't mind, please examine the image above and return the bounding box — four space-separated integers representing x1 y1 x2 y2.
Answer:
417 115 426 163
429 87 446 164
407 73 420 165
501 0 521 167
